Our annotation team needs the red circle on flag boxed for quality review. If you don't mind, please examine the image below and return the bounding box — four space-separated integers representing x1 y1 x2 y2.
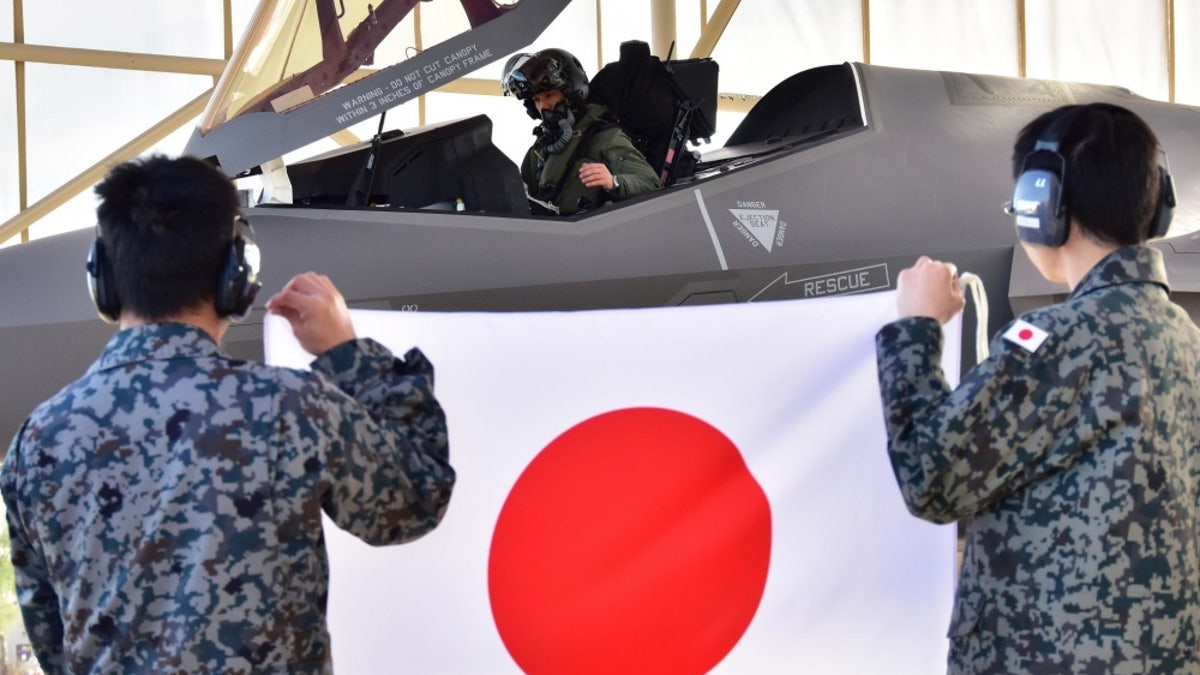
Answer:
1018 328 1034 341
488 407 772 675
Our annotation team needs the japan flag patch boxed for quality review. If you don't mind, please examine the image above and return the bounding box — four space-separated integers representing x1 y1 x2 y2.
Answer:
1003 319 1050 353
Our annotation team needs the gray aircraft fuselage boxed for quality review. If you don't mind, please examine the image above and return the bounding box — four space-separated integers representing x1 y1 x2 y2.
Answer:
1 33 1198 447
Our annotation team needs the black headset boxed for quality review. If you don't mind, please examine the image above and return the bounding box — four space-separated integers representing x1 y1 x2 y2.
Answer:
1009 103 1176 247
85 236 120 323
86 216 262 324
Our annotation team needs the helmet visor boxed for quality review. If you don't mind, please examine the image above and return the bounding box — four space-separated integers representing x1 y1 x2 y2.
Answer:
502 53 567 99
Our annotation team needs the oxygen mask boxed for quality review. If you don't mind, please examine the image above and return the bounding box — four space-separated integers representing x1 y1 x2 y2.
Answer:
535 103 576 155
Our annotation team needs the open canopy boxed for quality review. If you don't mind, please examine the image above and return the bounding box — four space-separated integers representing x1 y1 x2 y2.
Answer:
188 0 558 175
201 0 521 131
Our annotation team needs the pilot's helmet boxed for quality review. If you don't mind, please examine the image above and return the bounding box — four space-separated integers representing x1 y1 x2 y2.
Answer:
501 52 535 94
502 48 589 118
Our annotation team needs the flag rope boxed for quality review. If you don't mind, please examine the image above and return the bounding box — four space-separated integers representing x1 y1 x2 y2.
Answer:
958 272 989 363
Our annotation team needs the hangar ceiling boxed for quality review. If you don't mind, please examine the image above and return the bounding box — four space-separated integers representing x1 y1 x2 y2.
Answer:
1 0 1197 246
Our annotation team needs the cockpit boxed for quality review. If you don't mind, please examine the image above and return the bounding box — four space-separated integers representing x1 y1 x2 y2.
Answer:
187 0 867 219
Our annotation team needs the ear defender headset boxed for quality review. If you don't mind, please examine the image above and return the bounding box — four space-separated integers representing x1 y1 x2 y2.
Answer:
215 215 262 321
1009 103 1177 247
86 236 120 323
86 216 262 324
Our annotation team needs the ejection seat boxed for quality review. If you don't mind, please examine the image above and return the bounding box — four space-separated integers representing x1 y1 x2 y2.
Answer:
587 40 718 187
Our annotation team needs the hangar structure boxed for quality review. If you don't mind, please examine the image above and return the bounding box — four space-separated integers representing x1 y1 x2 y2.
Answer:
0 3 1199 672
1 0 1199 244
1 0 1199 447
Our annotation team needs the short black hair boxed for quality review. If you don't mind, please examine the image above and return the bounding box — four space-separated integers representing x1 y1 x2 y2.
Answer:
1011 103 1162 247
94 154 240 320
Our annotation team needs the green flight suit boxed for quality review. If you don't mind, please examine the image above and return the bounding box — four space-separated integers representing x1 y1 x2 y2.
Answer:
521 103 661 215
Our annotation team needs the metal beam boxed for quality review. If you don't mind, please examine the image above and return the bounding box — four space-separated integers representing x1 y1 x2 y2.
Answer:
717 92 761 113
331 130 361 147
13 0 28 242
651 0 678 60
861 0 871 64
438 76 506 96
689 0 740 59
0 42 225 76
0 90 213 246
1166 0 1176 102
596 0 604 68
416 3 426 126
223 0 235 58
1016 0 1026 78
408 74 760 115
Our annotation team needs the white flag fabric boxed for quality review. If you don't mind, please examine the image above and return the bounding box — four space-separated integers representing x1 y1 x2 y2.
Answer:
264 291 960 674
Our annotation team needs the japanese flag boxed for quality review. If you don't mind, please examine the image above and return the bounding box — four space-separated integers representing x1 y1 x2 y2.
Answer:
1002 318 1050 353
264 291 960 674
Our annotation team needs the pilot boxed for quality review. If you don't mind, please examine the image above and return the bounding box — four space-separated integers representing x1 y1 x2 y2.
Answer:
502 48 660 215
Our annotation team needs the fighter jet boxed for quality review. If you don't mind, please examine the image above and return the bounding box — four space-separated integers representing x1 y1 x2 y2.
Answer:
1 0 1197 445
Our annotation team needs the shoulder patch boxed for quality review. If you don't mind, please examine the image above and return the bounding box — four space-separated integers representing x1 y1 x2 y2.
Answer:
1003 319 1050 353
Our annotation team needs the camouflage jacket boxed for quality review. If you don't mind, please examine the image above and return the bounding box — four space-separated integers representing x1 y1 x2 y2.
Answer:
876 246 1200 674
521 102 661 215
0 323 455 674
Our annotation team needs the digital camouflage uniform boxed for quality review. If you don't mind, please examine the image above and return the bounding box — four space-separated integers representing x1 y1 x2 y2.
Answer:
521 102 660 215
876 246 1200 674
0 323 455 674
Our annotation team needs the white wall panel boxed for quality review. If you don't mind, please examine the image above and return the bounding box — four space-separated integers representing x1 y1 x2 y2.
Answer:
598 0 655 67
1024 0 1169 99
1176 0 1200 104
870 0 1019 76
712 1 862 96
22 1 229 58
518 0 599 72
